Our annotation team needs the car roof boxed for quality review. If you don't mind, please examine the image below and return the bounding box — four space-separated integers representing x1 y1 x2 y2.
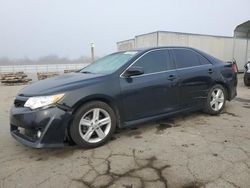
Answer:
125 46 222 64
120 46 197 53
132 46 197 52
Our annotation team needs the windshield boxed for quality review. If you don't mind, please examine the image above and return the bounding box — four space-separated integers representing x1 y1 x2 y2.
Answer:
80 51 138 74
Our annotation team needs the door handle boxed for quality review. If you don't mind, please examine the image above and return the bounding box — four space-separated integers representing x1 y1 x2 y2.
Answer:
208 69 213 74
168 75 177 81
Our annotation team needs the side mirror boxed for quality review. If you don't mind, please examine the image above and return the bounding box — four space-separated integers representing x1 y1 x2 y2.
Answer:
123 66 144 77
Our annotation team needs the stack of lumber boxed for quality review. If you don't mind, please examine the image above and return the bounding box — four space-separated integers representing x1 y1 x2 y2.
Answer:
37 72 59 80
64 69 77 73
0 72 32 86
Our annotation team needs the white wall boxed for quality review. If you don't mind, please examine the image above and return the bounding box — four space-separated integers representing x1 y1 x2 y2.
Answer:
117 39 135 51
158 32 188 46
135 32 158 48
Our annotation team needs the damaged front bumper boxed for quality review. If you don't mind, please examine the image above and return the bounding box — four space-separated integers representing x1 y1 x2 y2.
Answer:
10 102 72 148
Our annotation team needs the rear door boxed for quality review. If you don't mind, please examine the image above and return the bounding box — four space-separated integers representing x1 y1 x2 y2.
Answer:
119 49 179 122
171 48 213 108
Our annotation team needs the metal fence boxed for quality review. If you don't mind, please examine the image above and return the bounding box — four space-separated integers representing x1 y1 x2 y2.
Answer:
0 63 90 73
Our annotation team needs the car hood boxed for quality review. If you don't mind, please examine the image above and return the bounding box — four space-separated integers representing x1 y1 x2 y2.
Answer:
18 72 105 96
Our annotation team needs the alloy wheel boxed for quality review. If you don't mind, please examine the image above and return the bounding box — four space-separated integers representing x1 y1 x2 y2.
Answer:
78 108 111 143
210 88 224 111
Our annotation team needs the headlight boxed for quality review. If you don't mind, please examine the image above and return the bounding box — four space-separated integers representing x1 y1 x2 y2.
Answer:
24 93 65 110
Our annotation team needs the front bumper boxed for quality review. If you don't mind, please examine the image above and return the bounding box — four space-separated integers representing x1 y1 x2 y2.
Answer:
10 105 72 148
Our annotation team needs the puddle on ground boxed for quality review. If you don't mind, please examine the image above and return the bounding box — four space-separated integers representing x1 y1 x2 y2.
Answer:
52 147 75 158
158 123 172 130
134 135 143 139
122 185 133 188
111 136 117 141
155 118 179 134
35 156 49 161
182 182 204 188
130 127 138 130
181 143 195 148
126 130 142 137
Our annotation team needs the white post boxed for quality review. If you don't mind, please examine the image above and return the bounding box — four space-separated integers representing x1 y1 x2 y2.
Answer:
90 42 95 63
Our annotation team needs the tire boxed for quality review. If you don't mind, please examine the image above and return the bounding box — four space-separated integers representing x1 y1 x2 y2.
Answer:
244 74 250 86
70 101 116 148
204 84 226 115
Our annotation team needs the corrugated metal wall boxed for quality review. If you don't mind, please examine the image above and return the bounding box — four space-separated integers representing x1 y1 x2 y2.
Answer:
248 40 250 61
233 38 248 68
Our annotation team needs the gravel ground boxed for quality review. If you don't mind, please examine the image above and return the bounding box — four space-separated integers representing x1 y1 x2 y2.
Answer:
0 77 250 188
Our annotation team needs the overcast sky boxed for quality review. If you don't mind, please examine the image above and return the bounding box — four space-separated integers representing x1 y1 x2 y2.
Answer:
0 0 249 59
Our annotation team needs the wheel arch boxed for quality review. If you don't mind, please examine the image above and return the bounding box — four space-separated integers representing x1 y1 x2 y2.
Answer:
214 81 230 100
71 94 122 128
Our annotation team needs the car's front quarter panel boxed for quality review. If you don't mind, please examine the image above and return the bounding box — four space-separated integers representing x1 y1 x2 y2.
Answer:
10 73 121 148
59 74 121 114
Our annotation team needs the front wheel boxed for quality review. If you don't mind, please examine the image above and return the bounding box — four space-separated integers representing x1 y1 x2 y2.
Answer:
204 85 226 115
70 101 116 148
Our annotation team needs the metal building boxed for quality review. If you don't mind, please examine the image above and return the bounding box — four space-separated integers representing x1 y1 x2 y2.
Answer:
117 20 250 71
233 20 250 70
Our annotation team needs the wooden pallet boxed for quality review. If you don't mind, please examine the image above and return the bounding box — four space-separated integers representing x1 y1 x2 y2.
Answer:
64 69 77 73
0 72 32 86
37 72 59 80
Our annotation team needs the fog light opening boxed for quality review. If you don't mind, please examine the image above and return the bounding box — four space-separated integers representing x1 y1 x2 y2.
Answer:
37 130 42 138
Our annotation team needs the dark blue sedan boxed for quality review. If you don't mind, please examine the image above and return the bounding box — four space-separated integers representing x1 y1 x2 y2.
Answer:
10 47 237 148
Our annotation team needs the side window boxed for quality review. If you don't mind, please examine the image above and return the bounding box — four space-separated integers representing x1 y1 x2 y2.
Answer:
173 49 200 68
165 50 175 70
197 54 211 65
133 50 168 74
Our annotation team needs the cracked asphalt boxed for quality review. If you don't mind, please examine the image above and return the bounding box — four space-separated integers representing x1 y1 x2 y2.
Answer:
0 76 250 188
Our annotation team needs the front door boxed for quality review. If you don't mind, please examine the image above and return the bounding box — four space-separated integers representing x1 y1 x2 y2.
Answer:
119 49 179 122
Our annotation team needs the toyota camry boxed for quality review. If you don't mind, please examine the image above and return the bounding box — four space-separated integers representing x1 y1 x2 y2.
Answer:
10 47 237 148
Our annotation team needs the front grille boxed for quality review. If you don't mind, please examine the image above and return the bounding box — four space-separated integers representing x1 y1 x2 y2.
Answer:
11 125 39 142
24 128 37 140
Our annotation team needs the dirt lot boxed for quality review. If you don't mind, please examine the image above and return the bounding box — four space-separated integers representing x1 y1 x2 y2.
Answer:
0 77 250 188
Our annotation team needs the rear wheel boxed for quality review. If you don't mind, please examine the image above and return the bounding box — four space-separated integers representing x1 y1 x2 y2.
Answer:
204 85 226 115
70 101 116 148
